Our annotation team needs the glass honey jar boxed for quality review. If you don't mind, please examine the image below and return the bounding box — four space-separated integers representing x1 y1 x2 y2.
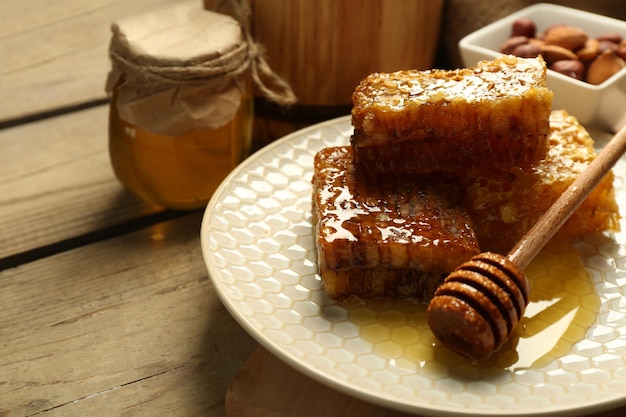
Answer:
105 1 254 210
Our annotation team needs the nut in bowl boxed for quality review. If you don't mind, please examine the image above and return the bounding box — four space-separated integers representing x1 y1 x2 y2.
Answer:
459 3 626 133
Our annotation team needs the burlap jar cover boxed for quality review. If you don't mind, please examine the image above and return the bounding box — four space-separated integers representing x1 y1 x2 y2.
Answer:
105 0 295 137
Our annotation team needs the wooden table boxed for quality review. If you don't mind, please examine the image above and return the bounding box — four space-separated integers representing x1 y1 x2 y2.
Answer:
1 1 625 416
0 1 259 415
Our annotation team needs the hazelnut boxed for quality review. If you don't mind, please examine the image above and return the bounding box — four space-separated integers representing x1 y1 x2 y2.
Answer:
512 18 536 38
576 38 600 61
540 44 578 64
550 59 585 80
596 33 623 44
544 25 588 51
598 39 619 54
500 36 529 55
512 43 541 58
586 50 626 85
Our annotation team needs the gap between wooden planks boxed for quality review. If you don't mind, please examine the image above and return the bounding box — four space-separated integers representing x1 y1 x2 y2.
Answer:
0 105 167 264
0 0 182 123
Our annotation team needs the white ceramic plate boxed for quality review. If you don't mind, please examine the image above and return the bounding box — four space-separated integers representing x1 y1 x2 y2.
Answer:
201 116 626 416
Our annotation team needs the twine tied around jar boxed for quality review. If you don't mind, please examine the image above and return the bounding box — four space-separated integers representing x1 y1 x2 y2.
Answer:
105 0 296 136
213 0 297 106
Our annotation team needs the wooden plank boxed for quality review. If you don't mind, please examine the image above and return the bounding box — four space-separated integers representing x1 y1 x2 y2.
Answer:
0 104 162 261
0 0 185 122
0 212 258 417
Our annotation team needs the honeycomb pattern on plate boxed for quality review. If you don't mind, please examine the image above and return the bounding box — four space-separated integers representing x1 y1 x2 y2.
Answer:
201 117 626 415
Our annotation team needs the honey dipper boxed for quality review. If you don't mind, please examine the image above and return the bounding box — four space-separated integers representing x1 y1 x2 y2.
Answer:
427 123 626 361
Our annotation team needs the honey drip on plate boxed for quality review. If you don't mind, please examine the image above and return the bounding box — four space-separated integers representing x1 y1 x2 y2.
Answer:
348 239 600 372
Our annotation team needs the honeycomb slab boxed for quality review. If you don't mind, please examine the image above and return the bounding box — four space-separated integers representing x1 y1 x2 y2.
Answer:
351 56 553 175
464 110 620 253
312 146 480 302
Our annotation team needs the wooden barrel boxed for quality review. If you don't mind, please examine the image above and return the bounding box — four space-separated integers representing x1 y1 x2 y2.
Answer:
250 0 445 145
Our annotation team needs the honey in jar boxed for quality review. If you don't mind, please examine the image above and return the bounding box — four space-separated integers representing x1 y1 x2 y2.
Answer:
108 86 252 210
105 1 253 210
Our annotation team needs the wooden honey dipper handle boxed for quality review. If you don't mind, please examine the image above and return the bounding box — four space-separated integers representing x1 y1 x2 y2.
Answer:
508 122 626 270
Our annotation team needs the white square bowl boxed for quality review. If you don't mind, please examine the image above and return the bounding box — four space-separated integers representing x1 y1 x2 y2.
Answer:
459 3 626 133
